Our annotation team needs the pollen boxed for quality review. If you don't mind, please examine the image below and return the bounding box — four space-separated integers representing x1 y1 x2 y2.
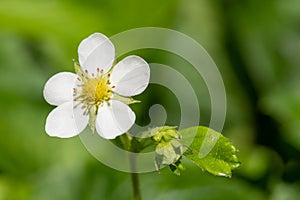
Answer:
79 73 113 106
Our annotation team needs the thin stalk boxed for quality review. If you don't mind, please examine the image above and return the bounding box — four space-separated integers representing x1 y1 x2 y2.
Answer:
130 155 142 200
131 172 141 200
119 133 142 200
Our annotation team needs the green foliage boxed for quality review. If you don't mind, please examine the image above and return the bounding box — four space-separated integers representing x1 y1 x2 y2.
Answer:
181 126 240 178
148 126 239 178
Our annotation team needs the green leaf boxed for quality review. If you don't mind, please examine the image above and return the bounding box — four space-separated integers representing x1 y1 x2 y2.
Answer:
180 126 240 178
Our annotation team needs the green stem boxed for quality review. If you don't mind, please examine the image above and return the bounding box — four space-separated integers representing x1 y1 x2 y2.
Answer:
130 155 142 200
131 172 141 200
118 133 142 200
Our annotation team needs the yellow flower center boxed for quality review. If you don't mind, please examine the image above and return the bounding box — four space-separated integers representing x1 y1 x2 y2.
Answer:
81 77 111 104
74 71 114 107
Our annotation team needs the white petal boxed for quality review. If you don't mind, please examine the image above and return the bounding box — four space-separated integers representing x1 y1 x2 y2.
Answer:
43 72 77 106
78 33 115 74
110 55 150 97
95 100 135 139
45 102 89 138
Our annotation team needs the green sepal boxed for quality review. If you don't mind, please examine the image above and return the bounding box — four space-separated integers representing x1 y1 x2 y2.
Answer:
112 93 141 105
180 126 240 178
73 60 83 75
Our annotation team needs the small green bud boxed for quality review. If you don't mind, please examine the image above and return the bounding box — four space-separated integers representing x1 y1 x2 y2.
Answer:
152 132 163 142
151 126 180 143
153 126 185 171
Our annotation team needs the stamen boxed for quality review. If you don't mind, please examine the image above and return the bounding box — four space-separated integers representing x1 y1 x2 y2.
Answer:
77 69 114 109
111 85 116 88
83 109 89 115
73 102 81 109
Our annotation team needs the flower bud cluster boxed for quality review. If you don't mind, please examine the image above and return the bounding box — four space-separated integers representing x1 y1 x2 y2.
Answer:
151 126 185 175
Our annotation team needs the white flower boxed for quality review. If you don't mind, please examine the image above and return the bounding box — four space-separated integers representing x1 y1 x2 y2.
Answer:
43 33 150 139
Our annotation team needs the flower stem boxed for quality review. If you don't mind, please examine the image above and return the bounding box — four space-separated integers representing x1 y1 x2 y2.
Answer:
131 172 141 200
130 155 142 200
119 133 142 200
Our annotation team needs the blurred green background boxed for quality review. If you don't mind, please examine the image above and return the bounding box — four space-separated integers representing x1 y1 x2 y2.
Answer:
1 0 300 199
